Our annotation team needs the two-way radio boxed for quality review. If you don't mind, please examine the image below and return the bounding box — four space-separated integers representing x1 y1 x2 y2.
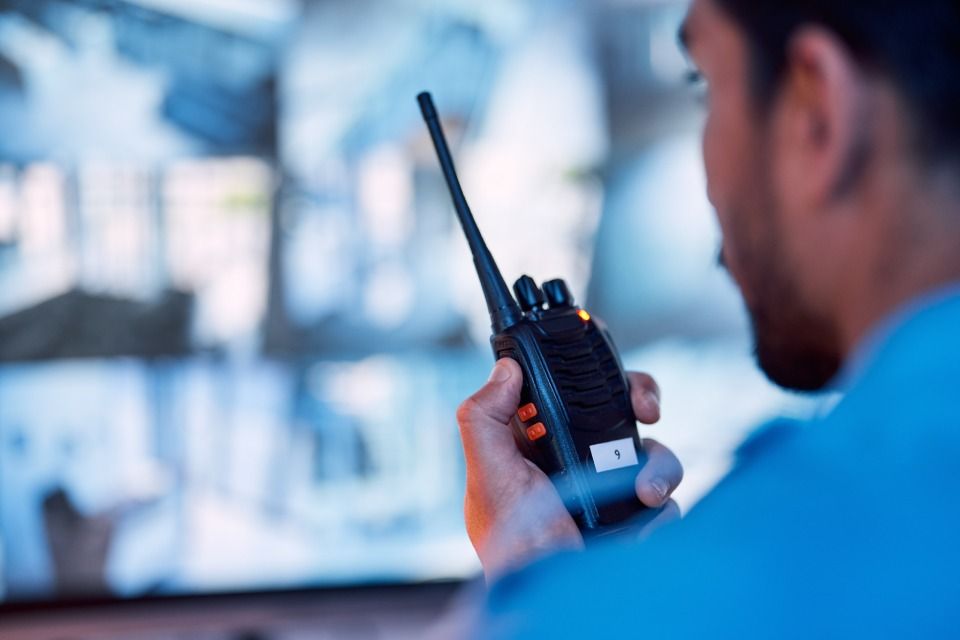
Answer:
418 92 649 536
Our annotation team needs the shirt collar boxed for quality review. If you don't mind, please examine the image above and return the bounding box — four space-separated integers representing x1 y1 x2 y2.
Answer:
834 282 960 390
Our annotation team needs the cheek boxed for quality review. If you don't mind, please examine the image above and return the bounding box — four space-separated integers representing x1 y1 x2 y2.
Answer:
702 110 735 245
700 105 760 296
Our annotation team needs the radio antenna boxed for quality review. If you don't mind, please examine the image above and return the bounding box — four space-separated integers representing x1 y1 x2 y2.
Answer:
418 91 522 332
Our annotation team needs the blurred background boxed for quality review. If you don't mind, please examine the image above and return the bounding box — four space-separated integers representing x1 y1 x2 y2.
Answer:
0 0 820 636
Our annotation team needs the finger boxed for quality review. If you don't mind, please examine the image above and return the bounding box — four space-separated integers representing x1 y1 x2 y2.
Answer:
634 438 684 508
627 371 661 424
636 499 681 541
456 358 525 474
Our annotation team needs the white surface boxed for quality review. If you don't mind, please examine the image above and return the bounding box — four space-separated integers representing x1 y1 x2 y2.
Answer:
590 437 640 473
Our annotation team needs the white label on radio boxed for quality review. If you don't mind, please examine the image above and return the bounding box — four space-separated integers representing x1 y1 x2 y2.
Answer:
590 438 639 473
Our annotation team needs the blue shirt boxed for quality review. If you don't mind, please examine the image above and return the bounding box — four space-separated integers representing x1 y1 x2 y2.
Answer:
480 289 960 638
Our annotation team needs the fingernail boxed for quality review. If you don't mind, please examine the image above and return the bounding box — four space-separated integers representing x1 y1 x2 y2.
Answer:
488 360 512 383
645 391 660 413
649 477 669 502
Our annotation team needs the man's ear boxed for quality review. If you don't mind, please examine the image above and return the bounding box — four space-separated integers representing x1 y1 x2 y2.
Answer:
777 27 871 205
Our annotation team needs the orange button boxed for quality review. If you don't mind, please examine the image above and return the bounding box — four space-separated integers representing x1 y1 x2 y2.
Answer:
526 422 547 441
517 403 538 422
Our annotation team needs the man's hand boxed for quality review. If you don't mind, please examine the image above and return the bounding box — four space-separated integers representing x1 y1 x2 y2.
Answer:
457 358 683 581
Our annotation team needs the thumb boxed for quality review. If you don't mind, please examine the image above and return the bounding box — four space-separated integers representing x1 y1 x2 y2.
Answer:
456 358 524 470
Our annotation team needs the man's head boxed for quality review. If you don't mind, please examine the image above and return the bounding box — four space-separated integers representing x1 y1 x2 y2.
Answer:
681 0 960 391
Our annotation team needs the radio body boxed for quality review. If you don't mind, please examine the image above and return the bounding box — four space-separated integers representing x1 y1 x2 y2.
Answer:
418 92 647 534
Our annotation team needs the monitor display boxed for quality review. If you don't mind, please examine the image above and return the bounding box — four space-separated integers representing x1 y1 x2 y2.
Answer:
0 0 810 605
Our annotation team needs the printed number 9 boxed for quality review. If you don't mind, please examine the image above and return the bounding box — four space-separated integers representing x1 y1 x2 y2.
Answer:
614 449 621 460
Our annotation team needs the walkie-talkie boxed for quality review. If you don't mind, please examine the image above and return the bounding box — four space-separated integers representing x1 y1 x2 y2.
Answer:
418 92 649 536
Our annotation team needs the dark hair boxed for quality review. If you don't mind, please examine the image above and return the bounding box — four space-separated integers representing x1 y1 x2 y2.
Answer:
713 0 960 167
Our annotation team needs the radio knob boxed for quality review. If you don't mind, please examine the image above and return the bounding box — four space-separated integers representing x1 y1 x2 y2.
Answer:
513 275 545 312
542 279 574 308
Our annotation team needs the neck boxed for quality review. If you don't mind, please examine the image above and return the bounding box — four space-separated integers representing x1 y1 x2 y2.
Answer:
838 183 960 358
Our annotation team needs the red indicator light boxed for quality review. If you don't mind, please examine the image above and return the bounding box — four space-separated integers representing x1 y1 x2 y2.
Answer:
577 309 591 322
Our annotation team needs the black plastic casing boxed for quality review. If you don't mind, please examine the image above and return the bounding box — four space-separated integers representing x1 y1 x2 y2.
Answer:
415 90 647 536
492 301 646 534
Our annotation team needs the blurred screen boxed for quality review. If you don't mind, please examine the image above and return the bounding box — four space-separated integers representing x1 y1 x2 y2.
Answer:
0 0 814 604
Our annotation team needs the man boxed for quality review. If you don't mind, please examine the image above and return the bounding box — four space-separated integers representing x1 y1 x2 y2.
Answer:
455 0 960 636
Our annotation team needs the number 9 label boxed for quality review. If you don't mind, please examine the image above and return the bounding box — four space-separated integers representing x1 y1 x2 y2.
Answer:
590 438 639 473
